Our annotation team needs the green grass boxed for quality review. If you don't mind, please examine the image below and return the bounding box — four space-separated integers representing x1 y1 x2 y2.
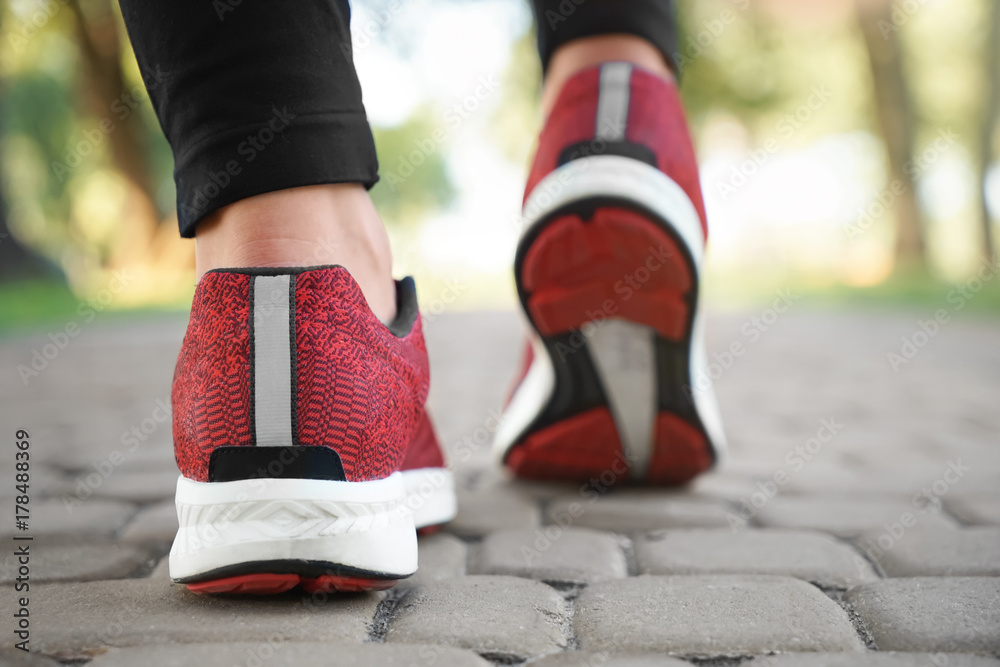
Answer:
796 273 1000 314
2 268 998 337
705 269 1000 316
0 281 83 333
0 281 185 335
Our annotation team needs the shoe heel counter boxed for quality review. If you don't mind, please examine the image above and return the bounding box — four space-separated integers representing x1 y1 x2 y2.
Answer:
625 68 708 235
294 269 430 483
172 272 254 482
527 64 708 239
174 266 430 484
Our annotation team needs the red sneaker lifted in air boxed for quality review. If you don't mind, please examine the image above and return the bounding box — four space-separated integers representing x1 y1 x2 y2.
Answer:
494 63 726 486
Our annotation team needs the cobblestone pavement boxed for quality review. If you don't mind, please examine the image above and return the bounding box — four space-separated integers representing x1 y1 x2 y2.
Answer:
1 307 998 666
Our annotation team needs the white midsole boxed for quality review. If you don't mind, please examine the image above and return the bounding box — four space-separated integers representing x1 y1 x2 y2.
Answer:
493 155 728 469
401 467 457 530
169 472 419 581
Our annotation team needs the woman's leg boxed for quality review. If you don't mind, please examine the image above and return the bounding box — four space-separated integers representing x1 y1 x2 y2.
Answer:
532 0 679 115
118 0 396 320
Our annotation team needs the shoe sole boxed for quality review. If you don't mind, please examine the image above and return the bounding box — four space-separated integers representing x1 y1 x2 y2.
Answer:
170 468 454 595
495 155 726 484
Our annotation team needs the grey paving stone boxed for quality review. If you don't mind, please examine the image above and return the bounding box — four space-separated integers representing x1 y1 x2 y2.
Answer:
17 466 74 499
526 653 690 666
634 528 877 588
446 486 541 537
753 653 1000 666
686 468 764 502
470 527 627 584
754 498 956 538
472 467 580 502
546 492 731 533
148 554 171 580
845 577 1000 653
854 526 1000 577
118 500 178 546
574 575 863 656
0 499 136 541
399 533 468 589
89 470 179 503
386 575 567 660
116 443 179 473
0 542 151 584
946 496 1000 526
89 642 491 666
31 575 381 655
0 649 61 665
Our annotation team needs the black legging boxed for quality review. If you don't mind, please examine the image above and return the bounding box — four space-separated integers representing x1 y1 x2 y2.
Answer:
118 1 677 237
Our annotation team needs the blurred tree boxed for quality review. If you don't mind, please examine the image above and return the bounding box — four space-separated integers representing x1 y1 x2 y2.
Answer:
856 0 927 272
978 0 999 262
67 0 166 268
369 109 456 226
0 12 64 283
0 170 63 282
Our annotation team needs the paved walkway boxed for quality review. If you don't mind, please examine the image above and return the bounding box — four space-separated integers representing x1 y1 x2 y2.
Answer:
1 306 998 666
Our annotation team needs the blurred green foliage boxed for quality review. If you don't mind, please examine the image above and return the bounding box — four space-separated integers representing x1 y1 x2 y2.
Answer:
0 0 997 331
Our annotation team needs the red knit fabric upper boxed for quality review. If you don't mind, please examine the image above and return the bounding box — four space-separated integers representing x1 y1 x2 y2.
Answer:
295 268 430 482
172 266 434 483
172 272 253 480
524 65 708 239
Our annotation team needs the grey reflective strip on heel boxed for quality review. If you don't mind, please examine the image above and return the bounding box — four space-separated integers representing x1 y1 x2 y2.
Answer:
596 63 633 141
252 274 295 447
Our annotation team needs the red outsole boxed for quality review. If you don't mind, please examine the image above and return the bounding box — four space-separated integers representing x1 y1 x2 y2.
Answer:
509 205 713 485
521 206 691 340
185 572 399 595
505 407 627 482
648 413 713 485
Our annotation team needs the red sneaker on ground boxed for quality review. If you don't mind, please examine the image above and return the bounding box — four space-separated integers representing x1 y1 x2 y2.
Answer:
168 265 455 594
493 63 726 485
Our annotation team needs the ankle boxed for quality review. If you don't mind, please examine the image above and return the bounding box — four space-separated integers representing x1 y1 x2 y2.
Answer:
541 35 674 118
195 184 397 321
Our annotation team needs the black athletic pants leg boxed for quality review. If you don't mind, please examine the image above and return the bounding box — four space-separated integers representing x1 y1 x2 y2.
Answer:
117 0 677 237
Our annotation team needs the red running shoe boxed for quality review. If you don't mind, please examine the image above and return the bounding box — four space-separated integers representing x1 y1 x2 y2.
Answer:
493 63 726 485
168 266 455 594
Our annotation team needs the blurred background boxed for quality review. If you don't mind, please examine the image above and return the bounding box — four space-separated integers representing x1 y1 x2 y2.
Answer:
0 0 998 330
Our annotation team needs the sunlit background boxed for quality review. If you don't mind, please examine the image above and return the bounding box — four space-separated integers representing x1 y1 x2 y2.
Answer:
1 0 998 328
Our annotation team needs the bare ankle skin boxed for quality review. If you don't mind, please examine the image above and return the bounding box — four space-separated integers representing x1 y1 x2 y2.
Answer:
541 34 675 117
194 184 397 322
